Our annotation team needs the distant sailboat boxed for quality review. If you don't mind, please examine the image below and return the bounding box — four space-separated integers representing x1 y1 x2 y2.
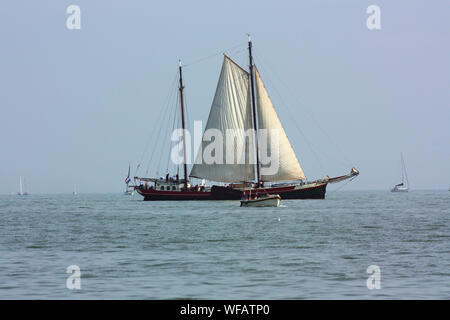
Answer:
124 164 134 195
23 178 29 195
18 176 28 196
17 176 23 196
73 185 78 195
391 153 409 192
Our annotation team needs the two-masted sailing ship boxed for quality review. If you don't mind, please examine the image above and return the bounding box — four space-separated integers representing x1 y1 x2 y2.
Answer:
134 37 359 200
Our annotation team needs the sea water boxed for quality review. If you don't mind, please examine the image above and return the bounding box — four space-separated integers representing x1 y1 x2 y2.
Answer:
0 190 449 299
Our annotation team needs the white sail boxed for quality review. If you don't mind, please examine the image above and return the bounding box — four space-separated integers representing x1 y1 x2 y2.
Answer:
401 153 409 188
391 153 409 192
18 176 23 195
254 67 306 181
190 56 255 182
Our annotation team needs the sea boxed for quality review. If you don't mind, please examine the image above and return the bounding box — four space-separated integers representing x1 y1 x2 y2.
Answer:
0 190 449 299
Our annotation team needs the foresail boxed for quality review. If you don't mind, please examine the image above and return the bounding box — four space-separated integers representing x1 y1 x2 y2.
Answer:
254 67 306 181
189 56 255 182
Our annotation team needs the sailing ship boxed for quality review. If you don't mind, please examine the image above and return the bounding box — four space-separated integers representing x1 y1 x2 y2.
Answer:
135 37 359 200
124 164 134 195
73 185 78 195
391 153 409 192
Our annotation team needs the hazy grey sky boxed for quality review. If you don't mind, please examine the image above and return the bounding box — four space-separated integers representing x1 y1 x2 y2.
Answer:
1 0 449 193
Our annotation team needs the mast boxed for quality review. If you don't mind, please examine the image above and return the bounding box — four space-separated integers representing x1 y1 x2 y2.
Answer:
179 60 188 189
247 35 261 186
400 154 404 184
127 163 131 185
401 152 409 188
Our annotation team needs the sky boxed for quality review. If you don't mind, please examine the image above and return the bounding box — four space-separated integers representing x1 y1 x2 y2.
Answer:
0 0 449 194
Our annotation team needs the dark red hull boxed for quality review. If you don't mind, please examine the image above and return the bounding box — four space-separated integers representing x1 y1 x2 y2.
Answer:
136 183 327 201
137 189 212 201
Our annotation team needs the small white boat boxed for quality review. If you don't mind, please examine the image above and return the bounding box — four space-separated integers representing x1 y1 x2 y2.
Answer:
240 193 281 207
17 176 23 196
124 163 134 195
391 153 409 192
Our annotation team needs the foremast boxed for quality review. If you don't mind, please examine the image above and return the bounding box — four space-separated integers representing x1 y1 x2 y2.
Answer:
179 60 188 190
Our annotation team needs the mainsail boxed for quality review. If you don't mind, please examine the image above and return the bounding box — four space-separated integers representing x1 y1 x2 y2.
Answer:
189 56 255 182
254 67 306 181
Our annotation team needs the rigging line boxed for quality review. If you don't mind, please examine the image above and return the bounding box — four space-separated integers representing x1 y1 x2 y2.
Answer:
145 80 177 176
226 47 247 59
147 76 179 176
183 90 192 173
257 51 353 168
326 176 357 195
253 50 354 168
258 52 352 170
401 152 409 187
183 42 247 68
252 54 327 175
155 83 178 175
178 99 185 175
175 109 182 175
136 70 178 176
138 71 177 168
166 89 180 173
183 89 192 133
166 85 180 172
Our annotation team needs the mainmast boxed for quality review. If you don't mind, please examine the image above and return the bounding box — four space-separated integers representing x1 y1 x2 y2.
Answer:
179 60 188 189
247 35 261 186
401 154 404 184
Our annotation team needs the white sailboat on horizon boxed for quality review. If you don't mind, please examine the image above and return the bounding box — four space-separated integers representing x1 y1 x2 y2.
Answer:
17 176 29 196
391 153 409 192
124 163 134 195
18 176 23 195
